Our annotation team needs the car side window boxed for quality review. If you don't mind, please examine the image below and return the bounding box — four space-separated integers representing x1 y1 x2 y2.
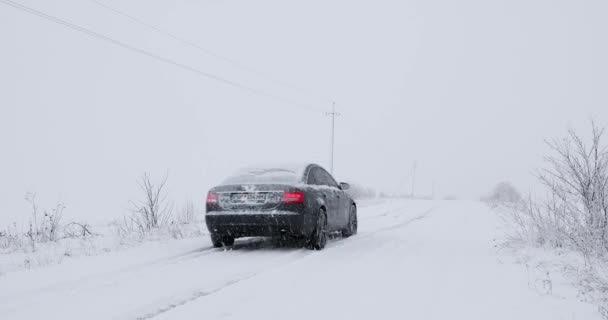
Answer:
307 167 323 185
327 174 340 189
317 170 330 186
319 168 339 188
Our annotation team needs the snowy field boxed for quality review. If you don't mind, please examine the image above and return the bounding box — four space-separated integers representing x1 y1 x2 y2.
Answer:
0 199 601 320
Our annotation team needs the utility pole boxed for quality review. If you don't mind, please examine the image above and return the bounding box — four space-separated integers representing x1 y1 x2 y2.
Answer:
411 161 417 199
326 102 340 174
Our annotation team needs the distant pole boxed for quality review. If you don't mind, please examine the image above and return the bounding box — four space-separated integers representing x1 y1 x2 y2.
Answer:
326 102 340 174
411 161 417 199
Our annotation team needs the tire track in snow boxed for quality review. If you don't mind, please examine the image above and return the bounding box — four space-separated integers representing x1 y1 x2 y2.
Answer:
135 273 259 320
369 207 436 234
325 206 437 251
3 237 276 303
2 237 273 305
132 250 311 320
359 205 410 222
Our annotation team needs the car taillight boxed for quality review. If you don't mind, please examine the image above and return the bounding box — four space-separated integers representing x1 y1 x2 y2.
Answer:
282 191 304 204
206 192 218 204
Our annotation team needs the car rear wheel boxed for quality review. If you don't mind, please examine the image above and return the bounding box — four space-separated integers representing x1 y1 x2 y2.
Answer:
211 233 235 248
342 205 358 237
307 209 327 250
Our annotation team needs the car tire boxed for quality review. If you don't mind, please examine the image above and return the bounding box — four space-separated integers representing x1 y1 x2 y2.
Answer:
211 233 234 248
342 205 358 237
307 209 327 250
211 233 223 248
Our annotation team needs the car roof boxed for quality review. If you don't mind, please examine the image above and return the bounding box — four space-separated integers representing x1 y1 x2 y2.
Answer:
222 163 316 185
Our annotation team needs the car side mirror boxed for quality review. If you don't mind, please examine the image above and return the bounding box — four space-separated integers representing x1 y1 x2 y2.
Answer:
339 182 350 190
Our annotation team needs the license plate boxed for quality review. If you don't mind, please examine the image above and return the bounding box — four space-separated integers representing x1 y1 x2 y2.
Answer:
230 193 266 204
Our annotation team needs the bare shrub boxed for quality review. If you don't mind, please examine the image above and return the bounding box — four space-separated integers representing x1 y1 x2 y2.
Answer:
508 121 608 260
24 192 39 251
7 193 92 253
505 194 567 249
501 124 608 317
24 193 65 248
40 203 65 242
111 217 135 240
63 222 95 239
109 174 209 242
0 223 24 252
538 122 608 257
127 173 173 233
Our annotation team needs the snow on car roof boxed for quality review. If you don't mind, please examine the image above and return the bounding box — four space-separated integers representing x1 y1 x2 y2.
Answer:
222 163 312 185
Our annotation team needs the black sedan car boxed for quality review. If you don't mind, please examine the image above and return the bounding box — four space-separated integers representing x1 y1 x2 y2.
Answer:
205 163 357 250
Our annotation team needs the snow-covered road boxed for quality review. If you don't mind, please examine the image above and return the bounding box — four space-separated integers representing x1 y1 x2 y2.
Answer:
0 200 601 319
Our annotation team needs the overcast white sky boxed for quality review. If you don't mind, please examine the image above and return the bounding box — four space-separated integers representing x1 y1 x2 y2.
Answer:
1 0 607 224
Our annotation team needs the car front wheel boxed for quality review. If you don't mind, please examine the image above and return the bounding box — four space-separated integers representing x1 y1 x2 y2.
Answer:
342 205 358 237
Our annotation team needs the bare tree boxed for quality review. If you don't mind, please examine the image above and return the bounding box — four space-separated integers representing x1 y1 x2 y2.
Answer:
520 121 608 257
129 172 173 231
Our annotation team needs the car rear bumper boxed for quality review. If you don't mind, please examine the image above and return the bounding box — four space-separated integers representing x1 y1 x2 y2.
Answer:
205 210 315 237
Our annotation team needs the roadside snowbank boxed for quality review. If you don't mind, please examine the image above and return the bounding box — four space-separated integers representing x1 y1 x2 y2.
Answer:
0 221 207 276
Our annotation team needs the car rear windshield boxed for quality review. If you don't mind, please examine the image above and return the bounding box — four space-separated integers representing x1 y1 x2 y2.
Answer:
222 166 305 185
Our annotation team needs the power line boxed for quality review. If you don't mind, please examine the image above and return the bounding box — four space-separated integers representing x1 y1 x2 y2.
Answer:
0 0 324 114
411 161 417 199
90 0 334 105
